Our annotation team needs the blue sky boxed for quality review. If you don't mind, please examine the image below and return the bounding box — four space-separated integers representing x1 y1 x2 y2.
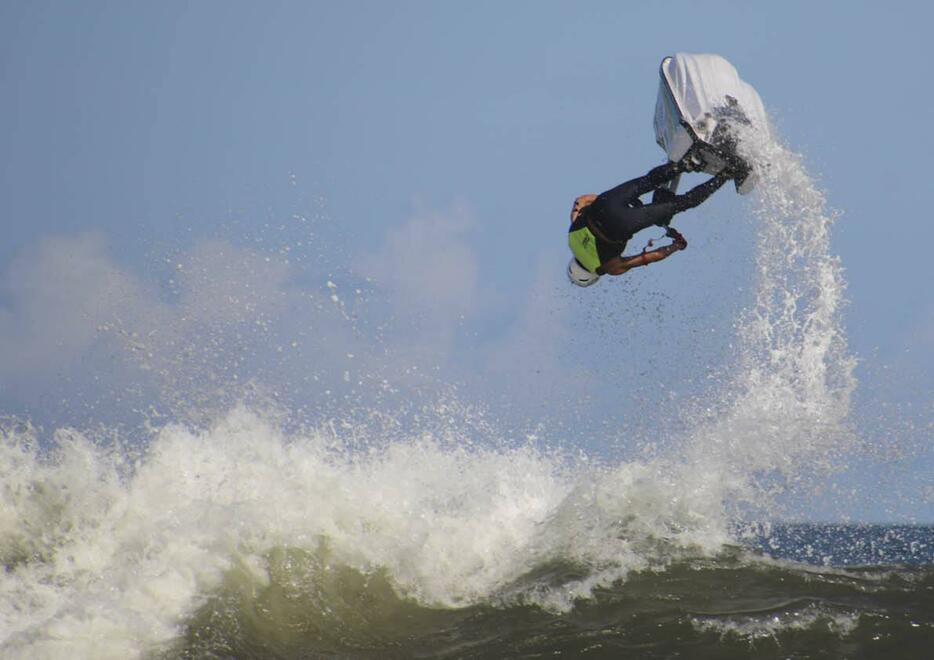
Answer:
0 1 931 520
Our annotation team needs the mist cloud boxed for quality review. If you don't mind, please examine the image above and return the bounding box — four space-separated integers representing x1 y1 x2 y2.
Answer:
0 233 151 383
0 220 576 428
359 203 481 330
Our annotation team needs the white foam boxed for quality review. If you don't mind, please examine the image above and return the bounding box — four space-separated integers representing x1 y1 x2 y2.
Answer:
2 408 744 657
691 602 861 641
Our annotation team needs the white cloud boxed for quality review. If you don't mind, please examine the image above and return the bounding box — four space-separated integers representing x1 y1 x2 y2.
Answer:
0 229 478 418
0 222 584 428
0 234 329 413
172 239 293 327
0 233 154 383
480 254 588 408
358 202 480 332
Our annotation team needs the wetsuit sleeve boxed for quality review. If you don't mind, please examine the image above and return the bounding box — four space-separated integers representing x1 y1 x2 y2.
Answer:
619 173 730 231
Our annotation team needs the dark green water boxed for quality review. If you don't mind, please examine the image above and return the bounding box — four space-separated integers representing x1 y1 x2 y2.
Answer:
167 525 933 660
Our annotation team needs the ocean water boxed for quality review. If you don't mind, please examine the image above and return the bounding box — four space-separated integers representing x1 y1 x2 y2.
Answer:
2 118 931 659
175 526 931 660
1 415 930 659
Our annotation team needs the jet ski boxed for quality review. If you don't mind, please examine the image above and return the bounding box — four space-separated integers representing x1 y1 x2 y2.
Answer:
654 53 769 194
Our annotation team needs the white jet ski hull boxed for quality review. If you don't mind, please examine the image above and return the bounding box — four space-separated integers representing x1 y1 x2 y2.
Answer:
654 53 769 194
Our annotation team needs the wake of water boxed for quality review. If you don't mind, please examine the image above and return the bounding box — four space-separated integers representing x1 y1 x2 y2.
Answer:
682 125 856 512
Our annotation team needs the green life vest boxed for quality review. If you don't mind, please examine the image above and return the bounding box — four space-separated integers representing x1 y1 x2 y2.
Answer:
568 226 601 273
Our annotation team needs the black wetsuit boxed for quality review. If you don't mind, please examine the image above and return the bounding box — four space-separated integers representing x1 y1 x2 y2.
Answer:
571 162 729 266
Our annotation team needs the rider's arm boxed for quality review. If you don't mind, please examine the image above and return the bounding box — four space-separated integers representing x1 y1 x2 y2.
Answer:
600 232 687 276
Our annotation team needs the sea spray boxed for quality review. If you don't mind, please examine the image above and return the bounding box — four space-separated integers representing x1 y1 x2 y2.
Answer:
0 406 756 657
683 125 857 512
0 410 575 657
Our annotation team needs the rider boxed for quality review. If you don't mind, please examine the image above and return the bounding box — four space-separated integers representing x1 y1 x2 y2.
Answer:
567 160 734 287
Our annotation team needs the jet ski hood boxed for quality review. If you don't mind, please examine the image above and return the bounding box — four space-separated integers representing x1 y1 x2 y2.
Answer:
655 53 769 194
